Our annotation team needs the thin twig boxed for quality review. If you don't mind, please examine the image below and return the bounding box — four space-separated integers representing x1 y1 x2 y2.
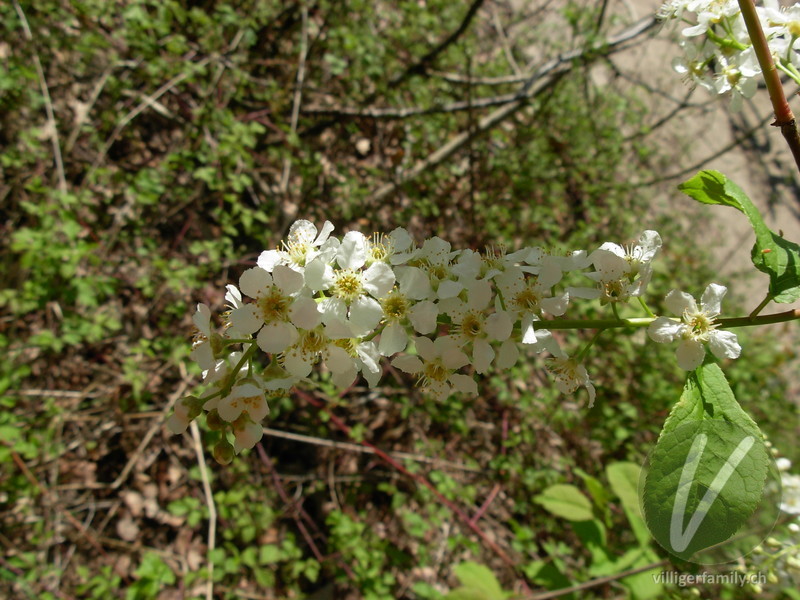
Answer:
190 421 216 600
13 0 66 194
293 388 522 578
520 558 670 600
109 378 188 489
262 426 480 472
280 2 309 193
367 16 657 204
88 59 210 179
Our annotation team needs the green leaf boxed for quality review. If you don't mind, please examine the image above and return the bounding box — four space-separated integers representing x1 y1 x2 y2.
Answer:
444 562 507 600
534 484 594 521
643 362 769 560
679 170 800 302
606 462 651 546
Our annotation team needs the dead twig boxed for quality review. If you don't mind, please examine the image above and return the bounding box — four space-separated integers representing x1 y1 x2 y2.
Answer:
366 16 658 204
13 0 66 194
190 421 216 600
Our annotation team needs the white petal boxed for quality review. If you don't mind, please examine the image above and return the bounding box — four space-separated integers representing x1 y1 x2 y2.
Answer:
665 289 697 316
389 227 413 253
362 262 395 298
396 266 431 300
290 296 321 329
437 280 463 299
284 349 313 377
520 314 538 345
637 230 662 261
228 305 262 334
485 311 513 341
591 249 627 280
496 339 519 370
257 249 282 272
338 231 368 270
414 336 436 361
224 285 243 308
314 221 335 246
472 339 494 374
331 366 357 389
191 342 215 371
240 267 273 299
408 301 438 334
709 330 741 360
192 304 212 336
647 317 684 343
326 345 355 373
218 396 244 422
538 259 563 288
356 342 381 374
541 292 569 316
392 355 423 374
257 321 298 353
450 374 478 396
303 258 333 292
675 339 706 370
272 264 304 295
379 322 408 356
701 283 727 314
318 297 348 325
233 421 263 452
467 280 492 311
567 286 602 300
597 242 625 259
349 296 383 335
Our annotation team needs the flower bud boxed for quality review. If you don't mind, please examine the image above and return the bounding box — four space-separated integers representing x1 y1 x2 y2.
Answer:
206 409 225 431
213 438 234 465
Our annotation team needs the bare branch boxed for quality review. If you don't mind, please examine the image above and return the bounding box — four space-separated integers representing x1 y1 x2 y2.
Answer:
367 16 658 204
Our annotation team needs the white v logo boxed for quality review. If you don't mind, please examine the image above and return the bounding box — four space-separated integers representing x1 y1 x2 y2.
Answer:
669 433 755 553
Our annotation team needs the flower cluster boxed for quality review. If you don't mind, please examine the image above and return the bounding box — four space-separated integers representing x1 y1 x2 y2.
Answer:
660 0 800 109
167 220 742 460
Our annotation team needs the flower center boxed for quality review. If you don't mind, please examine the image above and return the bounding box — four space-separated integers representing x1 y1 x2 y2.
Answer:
334 338 359 357
684 310 716 341
299 328 327 355
458 311 484 339
332 269 364 302
368 233 393 263
422 359 448 384
257 289 291 322
381 292 409 320
512 288 541 312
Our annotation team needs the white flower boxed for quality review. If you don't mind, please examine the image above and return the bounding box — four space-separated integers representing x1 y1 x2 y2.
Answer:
305 231 395 337
392 336 478 400
258 219 337 271
217 380 270 423
232 418 264 453
648 283 741 370
547 357 596 407
377 289 439 356
166 397 200 435
190 303 216 371
496 259 569 345
443 279 514 374
780 473 800 515
673 39 717 93
281 324 357 379
682 0 740 37
571 231 662 304
227 265 320 354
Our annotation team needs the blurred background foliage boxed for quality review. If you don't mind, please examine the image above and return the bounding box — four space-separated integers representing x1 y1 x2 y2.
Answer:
0 0 797 598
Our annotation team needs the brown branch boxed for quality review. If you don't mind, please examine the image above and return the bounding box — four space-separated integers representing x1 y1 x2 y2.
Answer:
292 387 522 575
367 16 658 204
388 0 487 89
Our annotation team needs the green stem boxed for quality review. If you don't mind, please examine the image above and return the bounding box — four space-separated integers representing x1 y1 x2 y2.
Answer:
534 309 800 331
748 293 773 319
638 296 655 318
